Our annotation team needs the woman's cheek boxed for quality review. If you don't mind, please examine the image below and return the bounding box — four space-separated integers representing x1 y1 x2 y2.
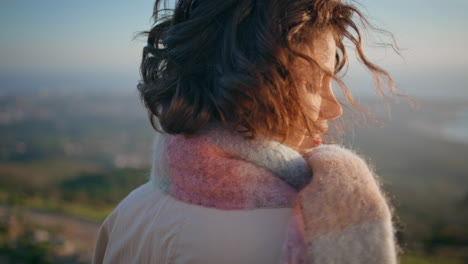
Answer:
302 93 322 121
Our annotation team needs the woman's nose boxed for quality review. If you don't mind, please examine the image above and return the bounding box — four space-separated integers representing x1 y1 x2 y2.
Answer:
319 88 342 120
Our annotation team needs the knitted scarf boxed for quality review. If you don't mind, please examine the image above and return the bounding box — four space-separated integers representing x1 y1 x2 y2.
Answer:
151 123 398 263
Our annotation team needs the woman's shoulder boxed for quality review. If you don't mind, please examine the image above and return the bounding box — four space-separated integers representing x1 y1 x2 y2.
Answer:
113 182 155 210
93 181 189 263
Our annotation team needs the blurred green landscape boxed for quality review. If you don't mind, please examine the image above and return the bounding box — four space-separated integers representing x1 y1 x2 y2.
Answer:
0 90 467 263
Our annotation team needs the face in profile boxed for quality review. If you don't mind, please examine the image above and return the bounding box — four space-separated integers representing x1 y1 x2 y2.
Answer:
286 29 343 152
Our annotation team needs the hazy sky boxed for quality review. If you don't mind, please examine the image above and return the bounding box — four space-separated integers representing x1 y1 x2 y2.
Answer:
0 0 467 97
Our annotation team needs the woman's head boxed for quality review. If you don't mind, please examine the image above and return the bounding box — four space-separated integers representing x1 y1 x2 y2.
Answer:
139 0 396 145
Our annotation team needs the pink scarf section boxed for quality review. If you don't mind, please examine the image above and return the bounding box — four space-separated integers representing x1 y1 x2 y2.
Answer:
152 123 391 263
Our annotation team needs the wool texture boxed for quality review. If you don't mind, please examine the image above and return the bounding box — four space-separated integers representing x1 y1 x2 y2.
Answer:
151 123 398 263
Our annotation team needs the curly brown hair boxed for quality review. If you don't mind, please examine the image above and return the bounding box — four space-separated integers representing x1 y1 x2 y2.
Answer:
138 0 398 141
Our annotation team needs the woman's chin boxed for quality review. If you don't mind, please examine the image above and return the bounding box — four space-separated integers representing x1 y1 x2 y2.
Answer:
297 134 322 153
312 135 322 147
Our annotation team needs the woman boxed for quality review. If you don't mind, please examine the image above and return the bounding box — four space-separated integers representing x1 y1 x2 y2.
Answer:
93 0 399 263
